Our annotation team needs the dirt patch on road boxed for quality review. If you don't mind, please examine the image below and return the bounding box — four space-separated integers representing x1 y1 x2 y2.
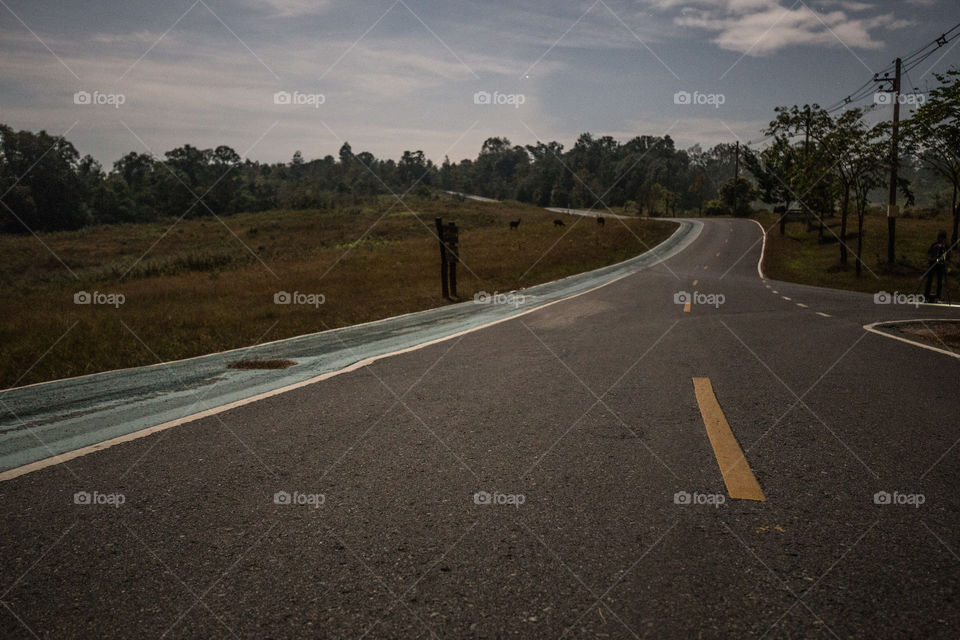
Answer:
227 359 297 370
882 320 960 353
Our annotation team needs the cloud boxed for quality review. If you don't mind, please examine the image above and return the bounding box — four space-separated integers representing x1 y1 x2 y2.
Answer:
253 0 332 18
671 1 911 55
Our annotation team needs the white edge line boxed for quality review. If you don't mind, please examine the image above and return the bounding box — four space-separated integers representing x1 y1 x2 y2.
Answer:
0 221 696 482
747 218 766 279
863 319 960 361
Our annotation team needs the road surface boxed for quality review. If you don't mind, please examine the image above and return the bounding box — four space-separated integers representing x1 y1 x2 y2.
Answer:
1 218 958 639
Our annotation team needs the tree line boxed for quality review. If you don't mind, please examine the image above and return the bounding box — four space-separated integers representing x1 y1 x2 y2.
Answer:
1 67 958 244
0 127 746 235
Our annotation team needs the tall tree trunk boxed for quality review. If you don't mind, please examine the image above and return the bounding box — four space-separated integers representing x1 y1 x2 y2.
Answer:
952 180 959 248
856 205 864 277
840 188 849 266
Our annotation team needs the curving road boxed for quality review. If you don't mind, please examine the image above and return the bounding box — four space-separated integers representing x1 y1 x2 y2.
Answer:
1 218 958 639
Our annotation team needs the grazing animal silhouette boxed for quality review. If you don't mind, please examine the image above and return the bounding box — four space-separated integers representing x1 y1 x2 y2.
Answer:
553 219 565 227
509 219 521 230
597 216 605 226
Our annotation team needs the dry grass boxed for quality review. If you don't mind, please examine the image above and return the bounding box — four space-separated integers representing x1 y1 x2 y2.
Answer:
0 196 675 387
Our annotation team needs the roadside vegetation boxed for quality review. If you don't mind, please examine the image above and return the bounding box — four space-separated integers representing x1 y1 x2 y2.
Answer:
0 196 674 387
754 209 955 295
743 68 960 298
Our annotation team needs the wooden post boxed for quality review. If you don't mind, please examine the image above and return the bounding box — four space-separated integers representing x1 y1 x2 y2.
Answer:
435 217 448 298
445 222 459 299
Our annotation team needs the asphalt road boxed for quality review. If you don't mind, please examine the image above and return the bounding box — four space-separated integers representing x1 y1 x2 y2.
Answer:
1 218 958 639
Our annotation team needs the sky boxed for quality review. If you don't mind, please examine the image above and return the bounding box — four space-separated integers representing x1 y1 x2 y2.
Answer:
0 0 957 167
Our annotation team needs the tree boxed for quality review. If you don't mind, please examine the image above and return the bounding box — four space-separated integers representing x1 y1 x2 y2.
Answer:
906 68 960 245
753 105 837 237
819 108 886 272
0 125 86 232
740 137 802 231
688 172 707 216
719 177 757 217
847 126 888 276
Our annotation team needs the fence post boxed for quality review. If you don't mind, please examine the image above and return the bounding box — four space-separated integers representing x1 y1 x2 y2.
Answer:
435 217 448 298
446 222 459 299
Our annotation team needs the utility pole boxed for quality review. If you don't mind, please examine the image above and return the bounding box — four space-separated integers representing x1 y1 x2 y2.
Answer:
886 58 902 264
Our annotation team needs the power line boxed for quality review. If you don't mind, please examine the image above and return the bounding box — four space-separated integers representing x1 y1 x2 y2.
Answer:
824 22 960 114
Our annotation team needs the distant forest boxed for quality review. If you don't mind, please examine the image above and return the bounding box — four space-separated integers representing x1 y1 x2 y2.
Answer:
0 123 951 234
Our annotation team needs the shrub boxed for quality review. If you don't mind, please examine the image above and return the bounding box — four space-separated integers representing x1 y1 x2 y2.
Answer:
704 199 731 216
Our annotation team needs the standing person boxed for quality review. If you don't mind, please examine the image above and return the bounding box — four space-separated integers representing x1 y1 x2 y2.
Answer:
924 231 949 303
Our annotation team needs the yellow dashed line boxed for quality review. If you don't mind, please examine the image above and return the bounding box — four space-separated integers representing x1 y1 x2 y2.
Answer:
692 280 699 286
692 378 766 502
683 302 692 313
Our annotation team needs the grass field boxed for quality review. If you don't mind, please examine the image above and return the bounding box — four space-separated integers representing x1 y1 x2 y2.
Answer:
753 209 958 297
0 195 676 388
